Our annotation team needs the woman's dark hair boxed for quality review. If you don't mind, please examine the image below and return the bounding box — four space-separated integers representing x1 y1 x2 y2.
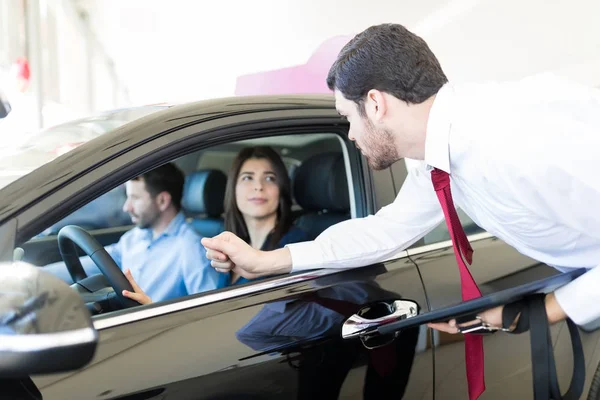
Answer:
224 146 292 250
327 23 448 116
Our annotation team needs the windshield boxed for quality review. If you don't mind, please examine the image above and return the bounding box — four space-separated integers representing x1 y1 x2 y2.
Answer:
0 106 166 189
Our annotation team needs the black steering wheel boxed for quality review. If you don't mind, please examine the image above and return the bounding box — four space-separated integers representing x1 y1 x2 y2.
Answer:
57 225 139 309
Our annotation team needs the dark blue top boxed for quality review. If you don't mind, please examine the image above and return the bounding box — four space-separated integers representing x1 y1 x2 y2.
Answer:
264 225 310 250
222 226 309 287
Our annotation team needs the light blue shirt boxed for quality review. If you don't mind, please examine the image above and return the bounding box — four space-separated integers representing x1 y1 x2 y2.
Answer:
46 212 222 302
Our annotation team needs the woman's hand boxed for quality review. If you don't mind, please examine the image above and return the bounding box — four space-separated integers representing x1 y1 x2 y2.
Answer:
122 269 153 305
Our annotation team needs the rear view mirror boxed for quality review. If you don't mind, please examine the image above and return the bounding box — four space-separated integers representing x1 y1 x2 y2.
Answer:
0 261 98 378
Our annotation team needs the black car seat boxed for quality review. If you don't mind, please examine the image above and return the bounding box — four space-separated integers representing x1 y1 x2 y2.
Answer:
293 152 350 240
182 169 227 238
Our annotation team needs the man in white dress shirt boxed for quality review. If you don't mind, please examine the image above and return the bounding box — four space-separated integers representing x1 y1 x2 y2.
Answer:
202 23 600 332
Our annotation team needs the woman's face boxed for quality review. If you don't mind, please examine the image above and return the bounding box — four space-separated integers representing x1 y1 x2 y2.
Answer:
235 158 280 221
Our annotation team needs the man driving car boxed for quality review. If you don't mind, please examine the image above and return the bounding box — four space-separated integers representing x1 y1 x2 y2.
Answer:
45 162 222 303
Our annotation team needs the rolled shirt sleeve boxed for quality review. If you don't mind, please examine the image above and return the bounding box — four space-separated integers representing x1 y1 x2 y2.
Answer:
555 266 600 326
512 135 600 326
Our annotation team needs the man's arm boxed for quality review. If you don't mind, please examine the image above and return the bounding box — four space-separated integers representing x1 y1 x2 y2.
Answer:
489 106 600 328
542 170 600 326
522 130 600 326
204 161 444 278
554 267 600 326
435 156 599 334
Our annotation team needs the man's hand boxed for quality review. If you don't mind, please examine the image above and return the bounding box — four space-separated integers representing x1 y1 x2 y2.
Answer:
201 231 292 279
427 305 507 334
427 292 567 334
122 269 152 305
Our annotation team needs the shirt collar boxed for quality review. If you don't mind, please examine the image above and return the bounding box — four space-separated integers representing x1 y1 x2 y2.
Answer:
424 83 454 174
140 211 186 241
162 211 186 237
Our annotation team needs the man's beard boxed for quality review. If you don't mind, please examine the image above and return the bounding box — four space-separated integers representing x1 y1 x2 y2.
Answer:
135 218 153 229
130 207 160 229
361 119 399 170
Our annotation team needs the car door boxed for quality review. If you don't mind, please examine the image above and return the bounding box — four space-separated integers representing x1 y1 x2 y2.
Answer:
9 105 433 399
389 159 600 399
33 263 432 400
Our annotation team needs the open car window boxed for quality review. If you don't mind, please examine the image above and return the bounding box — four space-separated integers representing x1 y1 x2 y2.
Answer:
19 131 355 318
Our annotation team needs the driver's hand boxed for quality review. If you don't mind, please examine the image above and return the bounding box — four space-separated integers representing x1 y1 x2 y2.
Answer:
122 269 152 305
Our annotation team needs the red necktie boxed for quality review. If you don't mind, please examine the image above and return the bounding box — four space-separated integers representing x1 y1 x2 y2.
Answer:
431 168 485 400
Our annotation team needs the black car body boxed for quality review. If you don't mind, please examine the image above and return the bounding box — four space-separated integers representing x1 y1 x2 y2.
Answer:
1 95 599 400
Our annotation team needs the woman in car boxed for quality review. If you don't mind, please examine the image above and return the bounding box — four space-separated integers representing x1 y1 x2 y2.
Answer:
123 146 308 303
221 146 308 286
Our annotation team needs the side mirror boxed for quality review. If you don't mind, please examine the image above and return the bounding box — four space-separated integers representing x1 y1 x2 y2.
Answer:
0 90 11 119
0 261 98 378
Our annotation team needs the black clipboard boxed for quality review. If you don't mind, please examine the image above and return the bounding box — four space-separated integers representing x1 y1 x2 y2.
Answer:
378 268 586 335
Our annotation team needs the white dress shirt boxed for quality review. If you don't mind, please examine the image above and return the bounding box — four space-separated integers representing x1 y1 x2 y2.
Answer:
287 73 600 326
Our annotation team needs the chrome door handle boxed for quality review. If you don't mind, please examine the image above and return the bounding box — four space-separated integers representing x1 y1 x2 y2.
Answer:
342 299 419 340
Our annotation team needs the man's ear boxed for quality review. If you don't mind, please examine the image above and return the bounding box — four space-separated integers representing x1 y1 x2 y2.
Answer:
365 89 388 123
156 192 172 212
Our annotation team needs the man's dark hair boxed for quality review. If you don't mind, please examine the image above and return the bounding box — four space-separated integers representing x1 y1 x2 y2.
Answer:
327 23 448 115
133 163 185 211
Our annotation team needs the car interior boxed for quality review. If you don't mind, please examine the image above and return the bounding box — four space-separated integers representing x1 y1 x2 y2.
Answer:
19 132 354 314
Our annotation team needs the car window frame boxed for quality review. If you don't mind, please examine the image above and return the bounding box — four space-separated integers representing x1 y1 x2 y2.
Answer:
0 218 17 262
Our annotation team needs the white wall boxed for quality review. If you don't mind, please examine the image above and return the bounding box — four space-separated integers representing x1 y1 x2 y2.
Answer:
3 0 599 123
420 0 600 86
47 0 600 106
0 0 132 133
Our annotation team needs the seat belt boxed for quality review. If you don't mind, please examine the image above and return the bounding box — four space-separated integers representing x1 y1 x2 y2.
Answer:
502 294 585 400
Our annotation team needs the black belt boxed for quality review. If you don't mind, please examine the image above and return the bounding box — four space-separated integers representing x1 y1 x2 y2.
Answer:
502 294 585 400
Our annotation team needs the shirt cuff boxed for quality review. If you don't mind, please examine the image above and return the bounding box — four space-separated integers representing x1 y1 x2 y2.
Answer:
554 267 600 326
286 241 324 272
